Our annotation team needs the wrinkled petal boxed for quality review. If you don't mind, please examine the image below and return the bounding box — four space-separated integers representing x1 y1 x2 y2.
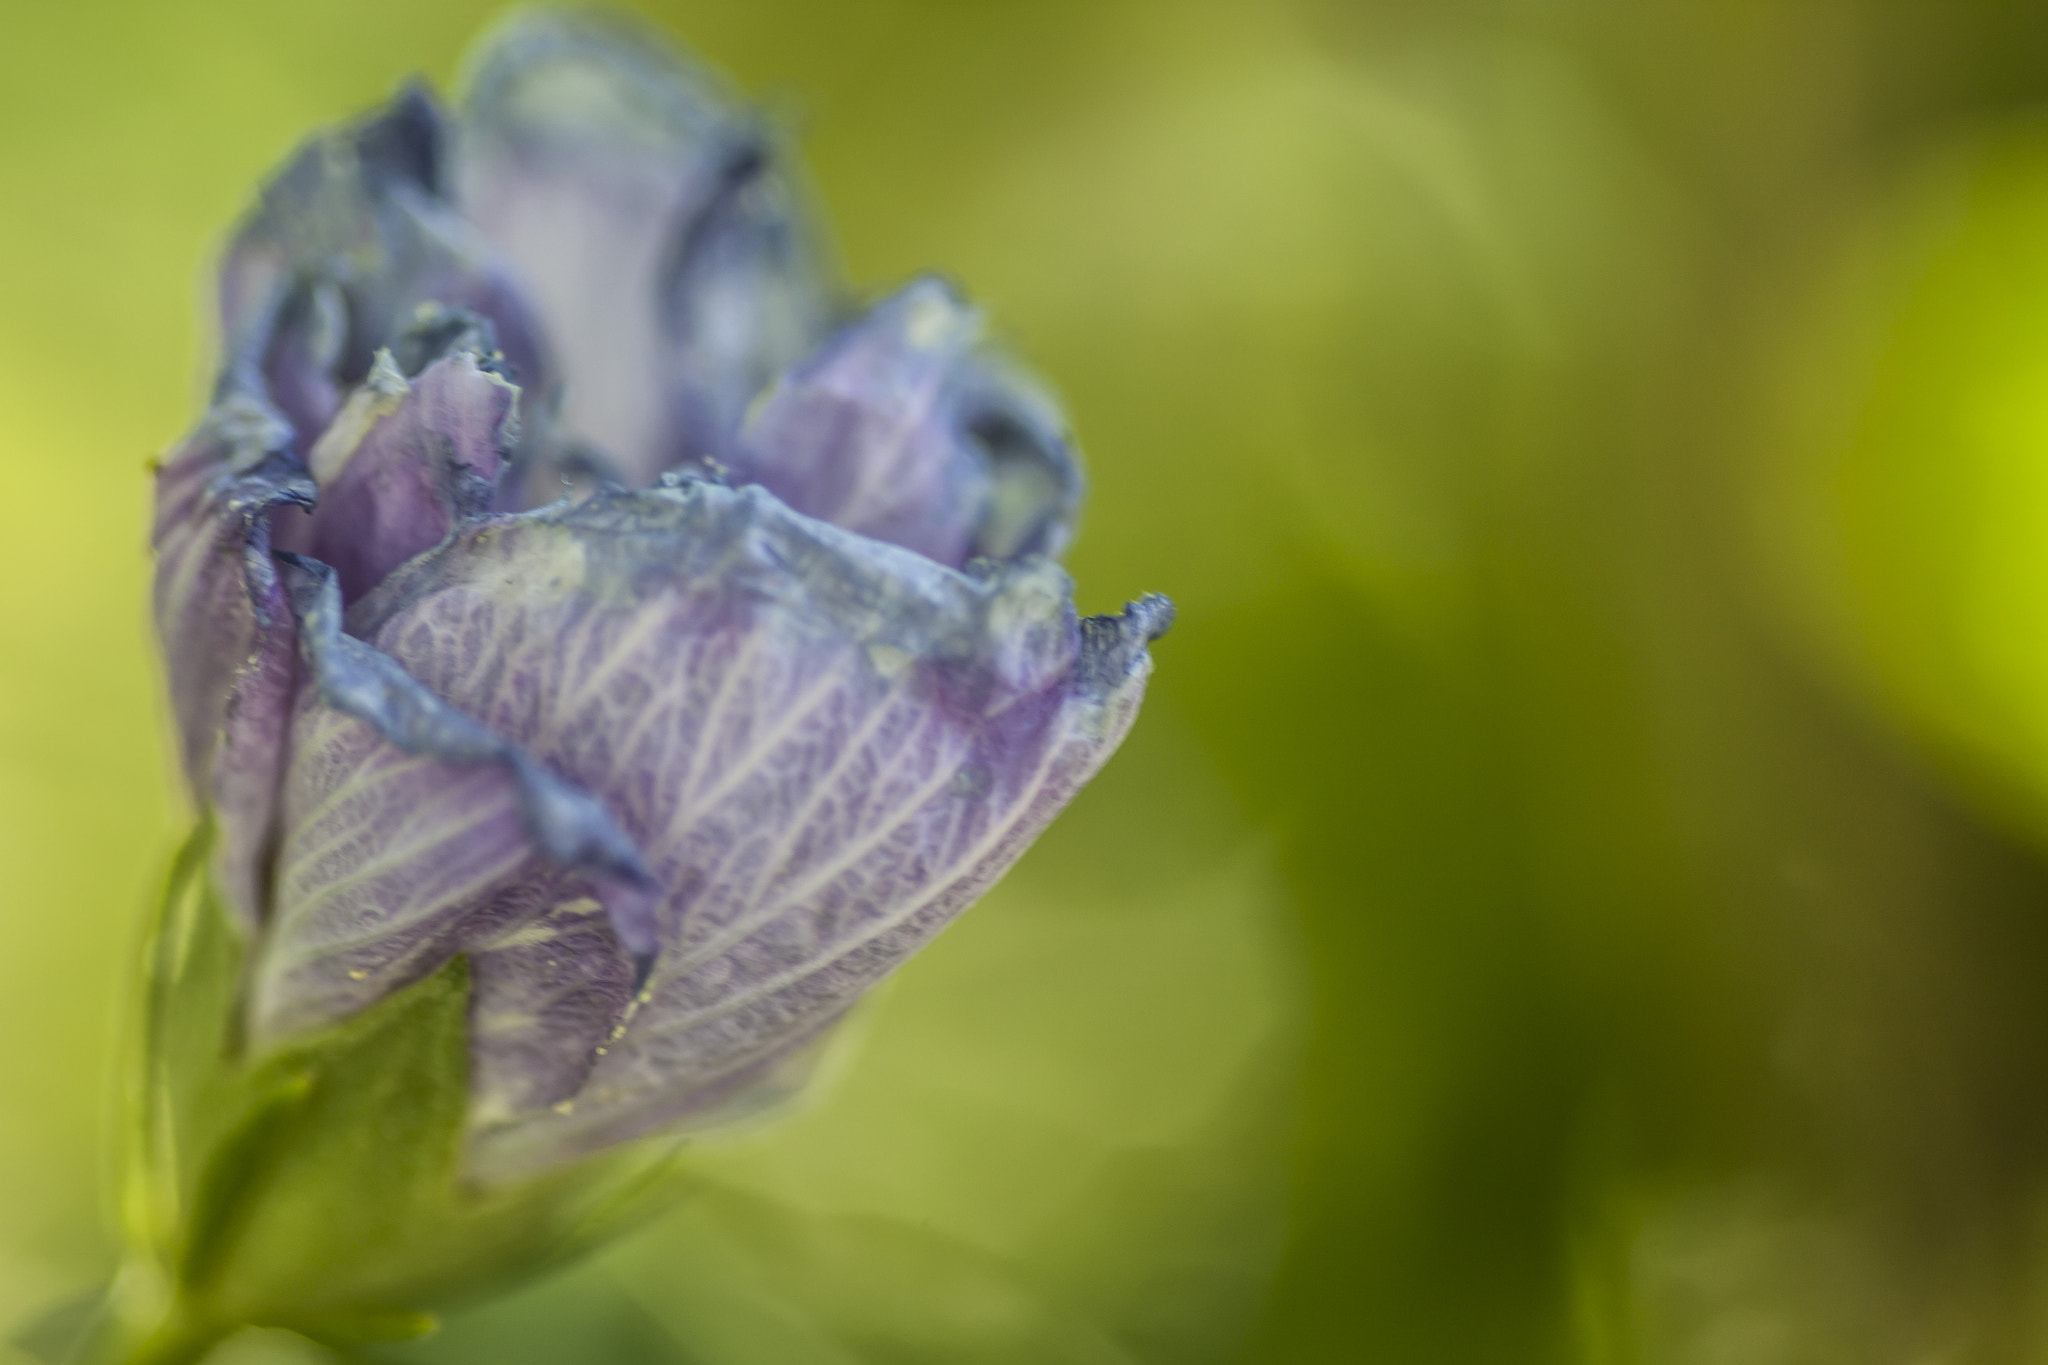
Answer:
250 557 651 1044
293 478 1164 1172
222 83 550 452
291 347 518 604
727 278 1084 567
454 9 834 494
153 392 315 927
159 81 545 927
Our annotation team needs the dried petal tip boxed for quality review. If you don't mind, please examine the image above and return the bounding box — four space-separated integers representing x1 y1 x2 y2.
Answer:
292 348 519 603
729 277 1085 568
1080 593 1175 696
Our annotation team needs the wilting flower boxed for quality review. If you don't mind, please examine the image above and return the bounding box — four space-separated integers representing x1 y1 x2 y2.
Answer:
129 7 1166 1352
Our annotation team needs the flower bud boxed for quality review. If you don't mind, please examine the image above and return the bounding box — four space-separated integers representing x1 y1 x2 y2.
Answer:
126 6 1168 1353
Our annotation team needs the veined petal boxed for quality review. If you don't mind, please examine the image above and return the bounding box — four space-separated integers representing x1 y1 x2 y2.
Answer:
529 583 1163 1166
728 279 1085 567
250 558 651 1046
296 347 519 603
153 394 315 927
221 83 550 453
454 9 833 494
311 479 1165 1172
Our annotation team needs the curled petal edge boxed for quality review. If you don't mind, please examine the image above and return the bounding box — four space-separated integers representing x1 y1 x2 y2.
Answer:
276 555 656 963
152 392 317 928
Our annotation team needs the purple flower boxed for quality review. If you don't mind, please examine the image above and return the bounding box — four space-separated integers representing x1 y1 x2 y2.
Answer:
151 10 1166 1177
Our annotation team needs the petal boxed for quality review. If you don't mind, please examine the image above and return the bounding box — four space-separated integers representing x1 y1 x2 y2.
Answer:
727 279 1085 567
464 894 637 1127
152 394 316 926
658 133 836 471
533 579 1164 1164
454 9 833 494
317 479 1164 1172
249 557 651 1045
221 83 551 454
292 347 519 604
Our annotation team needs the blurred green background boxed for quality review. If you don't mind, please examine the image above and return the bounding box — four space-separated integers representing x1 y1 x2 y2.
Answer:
22 0 2048 1360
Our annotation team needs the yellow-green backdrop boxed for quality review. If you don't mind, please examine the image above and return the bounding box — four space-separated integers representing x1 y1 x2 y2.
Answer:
15 2 2048 1361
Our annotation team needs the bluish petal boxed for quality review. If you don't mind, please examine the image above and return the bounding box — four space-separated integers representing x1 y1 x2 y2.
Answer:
312 479 1163 1172
659 133 835 470
160 83 544 924
728 279 1085 567
289 347 519 603
249 557 651 1045
221 83 551 454
465 894 638 1125
152 394 316 926
517 580 1163 1168
454 9 834 494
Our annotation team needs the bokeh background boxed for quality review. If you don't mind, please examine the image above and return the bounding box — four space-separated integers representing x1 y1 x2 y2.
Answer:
19 1 2048 1360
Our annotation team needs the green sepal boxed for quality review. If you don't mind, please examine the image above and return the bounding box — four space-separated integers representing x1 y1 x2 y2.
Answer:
110 822 693 1360
124 816 243 1266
